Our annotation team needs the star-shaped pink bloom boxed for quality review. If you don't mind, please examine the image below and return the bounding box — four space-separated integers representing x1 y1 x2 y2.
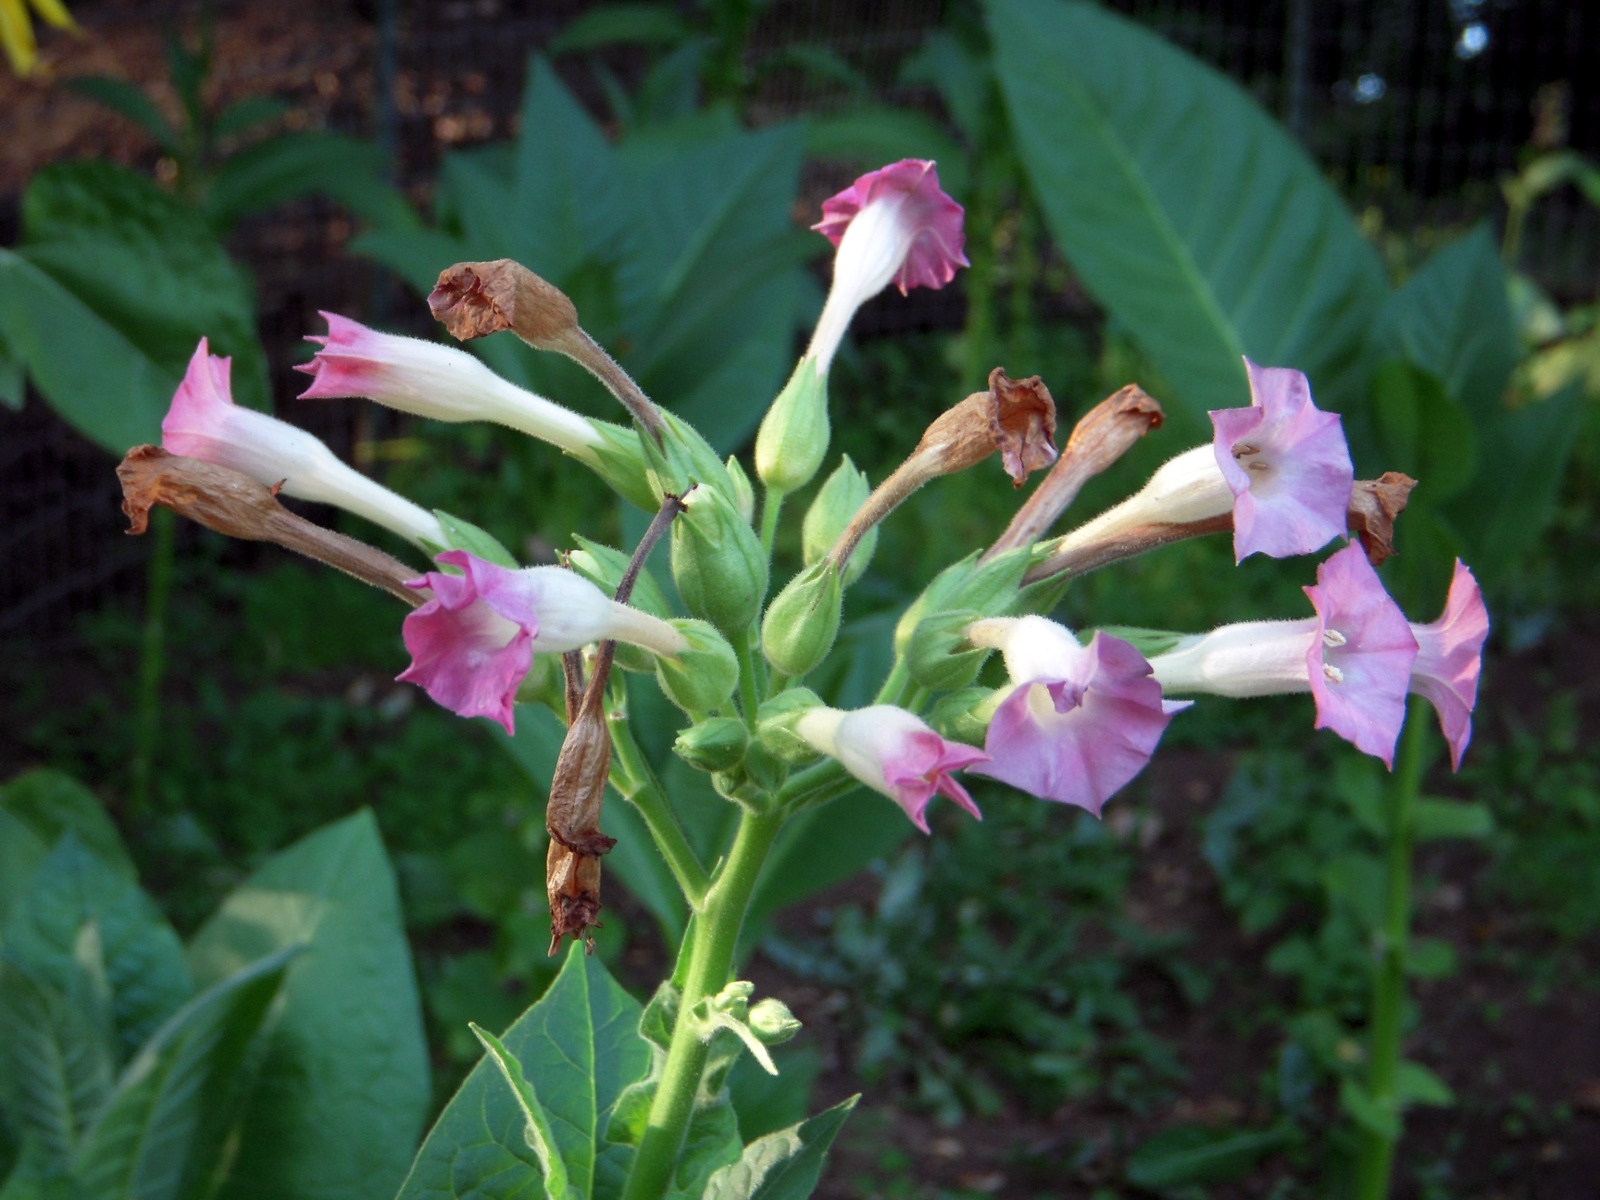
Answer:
795 705 987 833
1409 559 1488 770
968 617 1187 816
1210 360 1354 562
813 159 969 295
399 551 685 734
1303 542 1420 766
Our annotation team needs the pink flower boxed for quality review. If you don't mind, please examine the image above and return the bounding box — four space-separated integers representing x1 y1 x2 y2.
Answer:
794 704 987 833
296 313 602 455
161 339 444 547
1409 560 1488 769
966 617 1188 816
399 551 687 733
1211 360 1354 561
1149 543 1419 766
804 160 968 374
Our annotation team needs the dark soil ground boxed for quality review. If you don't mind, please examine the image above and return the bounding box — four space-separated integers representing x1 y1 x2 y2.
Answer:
5 4 1599 1199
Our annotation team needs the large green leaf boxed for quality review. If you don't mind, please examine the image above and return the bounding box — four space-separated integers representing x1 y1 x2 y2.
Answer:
186 811 428 1200
2 838 190 1064
17 161 269 414
73 948 294 1200
987 0 1388 437
0 249 177 454
395 945 650 1200
204 133 417 233
0 773 134 885
702 1098 857 1200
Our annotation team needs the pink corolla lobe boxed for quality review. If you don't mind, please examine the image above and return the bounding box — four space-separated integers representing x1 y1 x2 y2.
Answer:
797 705 987 833
1211 360 1354 561
1409 559 1488 769
1303 542 1420 767
969 617 1186 817
813 159 969 295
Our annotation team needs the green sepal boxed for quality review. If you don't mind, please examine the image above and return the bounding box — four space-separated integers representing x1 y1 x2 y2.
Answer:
1090 624 1190 658
800 456 874 587
674 718 750 774
657 621 740 715
903 608 992 691
760 562 842 679
584 420 659 511
421 509 520 569
755 690 825 765
892 547 1030 657
671 483 769 638
754 358 830 494
924 687 998 746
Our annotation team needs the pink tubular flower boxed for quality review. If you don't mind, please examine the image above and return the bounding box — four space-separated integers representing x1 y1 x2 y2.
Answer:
804 159 968 374
399 551 687 734
162 339 444 547
296 313 602 456
1409 559 1488 769
965 617 1188 816
1211 360 1354 561
1148 543 1419 765
794 704 987 833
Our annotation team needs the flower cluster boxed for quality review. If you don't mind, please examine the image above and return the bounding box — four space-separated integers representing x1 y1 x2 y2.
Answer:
126 154 1488 897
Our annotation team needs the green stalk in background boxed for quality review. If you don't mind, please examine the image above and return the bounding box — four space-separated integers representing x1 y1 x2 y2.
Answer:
129 505 175 814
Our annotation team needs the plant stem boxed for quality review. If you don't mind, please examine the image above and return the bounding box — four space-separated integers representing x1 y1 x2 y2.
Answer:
1351 696 1432 1200
608 717 710 907
759 488 784 559
733 628 763 725
130 507 175 815
620 808 783 1200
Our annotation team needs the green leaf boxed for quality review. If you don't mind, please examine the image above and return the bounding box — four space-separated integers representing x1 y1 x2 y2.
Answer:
429 509 520 568
1332 754 1386 840
988 0 1387 437
1412 798 1493 841
73 948 294 1200
898 30 992 145
3 837 190 1064
0 325 23 411
1404 938 1457 980
1372 225 1519 424
726 1046 821 1144
0 248 177 454
395 945 649 1200
65 78 180 152
1125 1122 1293 1189
802 109 968 198
468 1026 575 1200
1394 1059 1455 1108
702 1097 857 1200
0 772 134 883
186 811 429 1200
0 811 51 932
1368 362 1478 502
209 96 291 142
205 133 418 233
1338 1078 1399 1140
550 4 694 54
1320 852 1386 934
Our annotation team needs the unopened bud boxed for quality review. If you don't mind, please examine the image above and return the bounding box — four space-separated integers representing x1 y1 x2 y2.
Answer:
904 609 992 691
754 359 830 493
674 717 750 773
428 259 578 347
802 456 875 586
724 454 756 524
670 483 769 636
748 997 801 1044
761 561 842 679
755 688 825 764
925 687 998 745
656 619 740 714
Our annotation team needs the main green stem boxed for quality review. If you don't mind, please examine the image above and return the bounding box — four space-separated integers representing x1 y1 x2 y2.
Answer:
1351 696 1432 1200
621 808 783 1200
609 718 710 906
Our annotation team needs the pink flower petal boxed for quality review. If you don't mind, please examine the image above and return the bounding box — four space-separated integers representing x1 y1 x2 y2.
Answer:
1410 560 1488 770
161 338 237 458
813 159 969 295
1211 360 1354 561
1304 543 1419 767
295 312 397 399
829 706 988 833
974 630 1182 816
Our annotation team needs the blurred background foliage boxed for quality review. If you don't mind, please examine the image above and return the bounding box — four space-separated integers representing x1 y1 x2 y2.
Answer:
3 0 1599 1196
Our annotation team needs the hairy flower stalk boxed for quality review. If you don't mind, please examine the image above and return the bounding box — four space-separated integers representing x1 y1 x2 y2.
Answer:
794 704 988 833
297 312 606 456
829 369 1057 572
161 340 446 548
1037 360 1353 574
1149 543 1419 765
966 616 1188 815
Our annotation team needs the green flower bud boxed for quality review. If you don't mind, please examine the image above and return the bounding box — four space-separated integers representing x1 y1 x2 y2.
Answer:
904 608 993 691
926 686 999 745
801 455 875 587
748 997 801 1044
673 716 749 773
724 454 755 524
670 483 769 637
655 619 739 714
582 420 658 511
893 547 1031 657
755 687 824 764
761 561 842 679
754 358 829 494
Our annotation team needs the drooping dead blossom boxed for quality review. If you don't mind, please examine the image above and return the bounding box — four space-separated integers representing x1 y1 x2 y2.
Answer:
1346 472 1418 567
828 369 1059 572
117 446 422 605
987 383 1165 557
429 259 665 443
